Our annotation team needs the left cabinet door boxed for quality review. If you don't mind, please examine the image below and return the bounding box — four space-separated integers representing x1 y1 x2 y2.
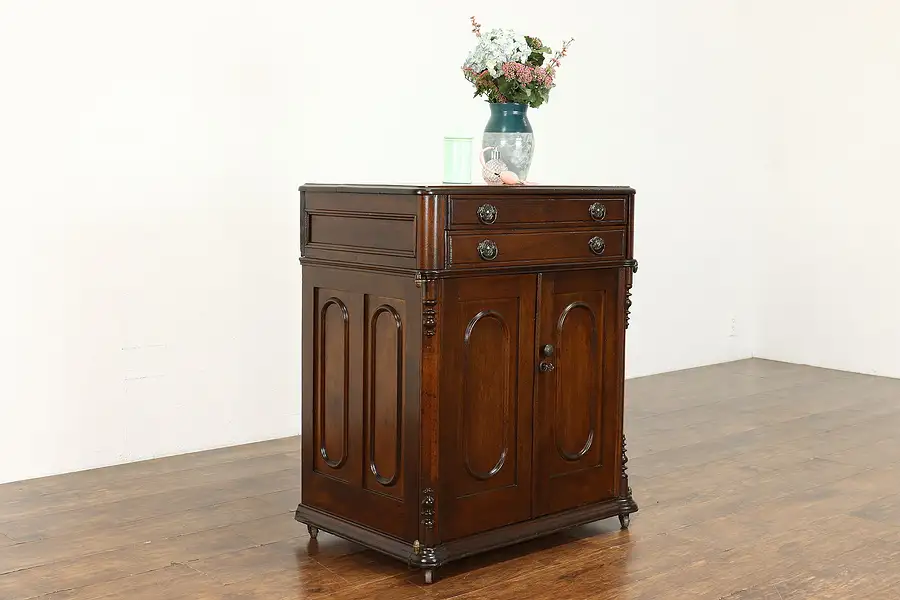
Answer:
301 266 420 540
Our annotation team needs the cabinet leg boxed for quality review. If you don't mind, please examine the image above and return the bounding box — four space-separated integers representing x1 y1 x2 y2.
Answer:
619 513 630 530
424 569 435 585
307 524 319 539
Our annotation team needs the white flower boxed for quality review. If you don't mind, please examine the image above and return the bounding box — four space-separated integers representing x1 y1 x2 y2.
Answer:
464 27 531 74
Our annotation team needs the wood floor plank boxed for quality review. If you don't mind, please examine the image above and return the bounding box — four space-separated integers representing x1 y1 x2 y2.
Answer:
220 513 310 546
0 492 299 575
0 437 301 504
33 564 221 600
0 469 300 543
773 539 900 599
0 452 300 524
822 437 900 468
212 564 348 600
325 575 427 600
0 548 138 599
851 492 900 528
717 584 785 600
185 537 350 588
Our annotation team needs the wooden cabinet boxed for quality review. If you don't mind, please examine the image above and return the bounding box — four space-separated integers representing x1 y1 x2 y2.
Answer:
295 185 639 584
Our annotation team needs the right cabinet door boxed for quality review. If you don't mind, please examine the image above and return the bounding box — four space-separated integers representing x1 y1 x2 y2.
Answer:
533 269 623 516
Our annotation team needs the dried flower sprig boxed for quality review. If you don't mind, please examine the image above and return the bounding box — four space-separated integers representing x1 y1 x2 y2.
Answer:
462 18 571 108
546 37 575 73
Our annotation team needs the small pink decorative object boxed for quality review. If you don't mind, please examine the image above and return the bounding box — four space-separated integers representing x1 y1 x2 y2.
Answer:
480 147 524 185
499 170 521 185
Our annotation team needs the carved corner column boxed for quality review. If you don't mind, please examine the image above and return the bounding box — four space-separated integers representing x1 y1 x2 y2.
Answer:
619 258 639 528
415 273 442 563
625 259 638 330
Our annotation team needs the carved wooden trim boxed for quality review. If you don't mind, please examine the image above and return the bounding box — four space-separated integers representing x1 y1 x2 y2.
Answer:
554 301 599 462
620 433 638 515
421 488 436 529
367 304 403 487
421 276 438 337
625 259 638 329
625 289 633 330
317 297 350 469
423 300 437 337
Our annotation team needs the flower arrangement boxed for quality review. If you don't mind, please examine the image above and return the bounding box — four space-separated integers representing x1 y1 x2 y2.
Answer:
462 17 573 108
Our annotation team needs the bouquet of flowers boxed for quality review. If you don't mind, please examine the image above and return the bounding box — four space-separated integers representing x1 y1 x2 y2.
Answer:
462 17 573 108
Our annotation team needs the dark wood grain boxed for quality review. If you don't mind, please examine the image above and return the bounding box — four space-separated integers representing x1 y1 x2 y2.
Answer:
533 269 622 516
450 196 628 229
448 228 626 268
438 274 537 541
301 266 420 541
300 191 418 269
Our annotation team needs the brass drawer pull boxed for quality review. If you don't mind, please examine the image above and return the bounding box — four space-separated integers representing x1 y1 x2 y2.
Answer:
588 236 606 255
589 202 607 221
477 240 498 261
477 204 498 224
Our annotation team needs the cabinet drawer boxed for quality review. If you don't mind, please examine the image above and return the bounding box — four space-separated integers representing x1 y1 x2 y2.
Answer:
448 229 626 268
449 196 627 229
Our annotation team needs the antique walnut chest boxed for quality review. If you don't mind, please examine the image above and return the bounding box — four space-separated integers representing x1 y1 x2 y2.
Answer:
294 184 639 583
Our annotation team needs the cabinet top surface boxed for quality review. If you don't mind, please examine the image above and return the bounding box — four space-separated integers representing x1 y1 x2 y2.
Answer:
300 183 635 195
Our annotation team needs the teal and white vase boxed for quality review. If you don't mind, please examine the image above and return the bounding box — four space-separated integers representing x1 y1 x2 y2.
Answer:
480 102 534 183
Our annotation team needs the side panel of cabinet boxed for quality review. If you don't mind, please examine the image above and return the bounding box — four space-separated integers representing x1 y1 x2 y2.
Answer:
533 269 622 516
439 274 536 540
301 266 421 540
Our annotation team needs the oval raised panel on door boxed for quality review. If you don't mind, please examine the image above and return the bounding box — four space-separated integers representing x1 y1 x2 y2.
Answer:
462 310 511 480
554 301 601 462
318 297 350 469
368 304 403 487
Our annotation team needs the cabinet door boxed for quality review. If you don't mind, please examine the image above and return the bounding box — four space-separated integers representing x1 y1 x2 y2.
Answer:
301 266 420 540
533 269 622 516
439 274 536 540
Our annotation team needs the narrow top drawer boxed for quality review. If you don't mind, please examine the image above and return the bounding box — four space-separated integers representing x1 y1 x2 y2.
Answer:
449 196 628 229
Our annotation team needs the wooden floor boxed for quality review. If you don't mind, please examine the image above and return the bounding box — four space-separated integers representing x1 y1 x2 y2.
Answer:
2 359 900 599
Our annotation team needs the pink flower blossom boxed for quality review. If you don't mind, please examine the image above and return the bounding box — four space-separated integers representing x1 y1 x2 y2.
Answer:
501 62 535 84
518 65 534 84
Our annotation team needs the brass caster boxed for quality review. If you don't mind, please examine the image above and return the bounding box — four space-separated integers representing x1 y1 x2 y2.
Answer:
307 524 319 539
424 569 435 585
619 513 631 530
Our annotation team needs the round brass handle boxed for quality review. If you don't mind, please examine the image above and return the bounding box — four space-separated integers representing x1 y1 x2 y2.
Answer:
539 361 556 373
477 239 498 261
477 204 498 224
589 202 607 221
588 236 606 255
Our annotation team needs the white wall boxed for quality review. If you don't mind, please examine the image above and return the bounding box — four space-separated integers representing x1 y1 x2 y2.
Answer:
0 2 306 484
0 1 760 483
754 1 900 378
